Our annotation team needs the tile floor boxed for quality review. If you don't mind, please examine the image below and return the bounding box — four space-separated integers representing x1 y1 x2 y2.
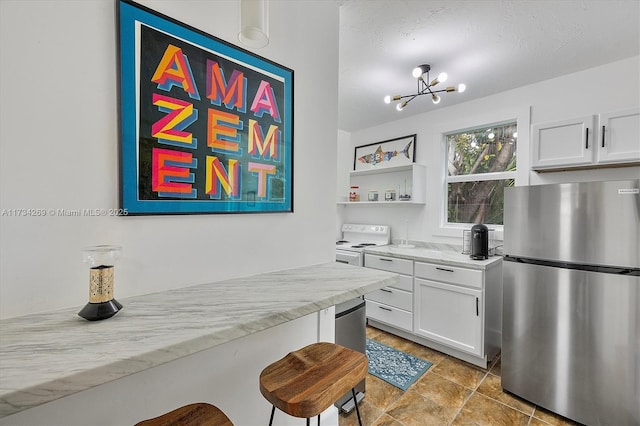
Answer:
339 326 580 426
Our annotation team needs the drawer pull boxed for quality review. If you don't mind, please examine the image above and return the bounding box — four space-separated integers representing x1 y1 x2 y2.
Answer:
585 127 589 149
378 306 392 312
380 258 393 262
436 267 455 273
380 288 393 293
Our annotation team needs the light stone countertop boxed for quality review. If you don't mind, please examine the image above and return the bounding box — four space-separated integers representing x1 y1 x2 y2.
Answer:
0 262 398 418
365 242 503 270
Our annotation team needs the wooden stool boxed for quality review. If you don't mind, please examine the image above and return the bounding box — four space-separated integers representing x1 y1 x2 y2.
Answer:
135 403 233 426
259 342 367 426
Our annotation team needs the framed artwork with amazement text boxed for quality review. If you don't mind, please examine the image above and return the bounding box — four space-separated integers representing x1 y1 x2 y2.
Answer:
118 0 294 214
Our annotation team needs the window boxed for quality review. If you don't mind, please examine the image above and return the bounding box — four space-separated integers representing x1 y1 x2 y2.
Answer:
445 122 517 226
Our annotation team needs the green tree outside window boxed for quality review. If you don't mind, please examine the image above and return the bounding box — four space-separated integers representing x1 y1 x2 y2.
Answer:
446 123 517 225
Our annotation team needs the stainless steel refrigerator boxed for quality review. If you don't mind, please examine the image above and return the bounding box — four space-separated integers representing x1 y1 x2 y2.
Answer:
502 179 640 425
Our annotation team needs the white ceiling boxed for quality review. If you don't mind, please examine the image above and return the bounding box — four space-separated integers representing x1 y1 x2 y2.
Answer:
338 0 640 132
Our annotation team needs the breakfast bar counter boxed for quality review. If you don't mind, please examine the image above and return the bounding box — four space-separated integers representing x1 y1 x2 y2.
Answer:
0 262 398 424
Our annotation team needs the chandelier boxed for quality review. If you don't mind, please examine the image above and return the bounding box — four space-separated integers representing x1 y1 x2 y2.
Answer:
384 64 466 111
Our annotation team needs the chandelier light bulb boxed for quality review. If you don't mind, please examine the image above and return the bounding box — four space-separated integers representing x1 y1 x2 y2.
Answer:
457 83 466 93
438 72 448 83
397 102 407 111
384 95 391 104
412 67 423 78
431 94 441 104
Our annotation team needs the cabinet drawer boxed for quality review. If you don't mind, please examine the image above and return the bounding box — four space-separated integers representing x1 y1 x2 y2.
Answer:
414 262 483 289
366 300 413 332
391 274 413 292
366 287 412 311
365 254 413 275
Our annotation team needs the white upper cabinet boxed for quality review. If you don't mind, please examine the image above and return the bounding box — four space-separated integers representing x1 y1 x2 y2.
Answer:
531 108 640 171
597 108 640 164
531 115 595 169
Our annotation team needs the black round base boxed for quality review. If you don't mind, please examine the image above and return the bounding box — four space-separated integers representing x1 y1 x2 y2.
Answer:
78 299 123 321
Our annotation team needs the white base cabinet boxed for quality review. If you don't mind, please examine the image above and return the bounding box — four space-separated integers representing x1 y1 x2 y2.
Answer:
414 279 482 357
364 255 413 332
364 253 502 368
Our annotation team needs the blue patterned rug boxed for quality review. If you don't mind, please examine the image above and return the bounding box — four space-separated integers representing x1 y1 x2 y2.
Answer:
366 338 432 391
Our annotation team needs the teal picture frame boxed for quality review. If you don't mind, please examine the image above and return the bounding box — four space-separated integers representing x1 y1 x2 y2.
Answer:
118 0 294 214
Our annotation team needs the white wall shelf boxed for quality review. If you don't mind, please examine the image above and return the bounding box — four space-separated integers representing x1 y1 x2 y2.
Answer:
340 164 426 205
349 164 415 176
337 201 425 206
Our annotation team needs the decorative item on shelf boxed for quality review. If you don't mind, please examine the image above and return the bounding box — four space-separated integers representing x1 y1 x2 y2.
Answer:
349 186 360 202
385 189 396 201
399 179 412 201
368 190 379 201
238 0 269 49
384 64 466 111
78 245 123 321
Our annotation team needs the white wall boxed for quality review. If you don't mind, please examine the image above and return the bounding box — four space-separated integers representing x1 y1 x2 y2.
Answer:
0 0 340 319
338 56 640 245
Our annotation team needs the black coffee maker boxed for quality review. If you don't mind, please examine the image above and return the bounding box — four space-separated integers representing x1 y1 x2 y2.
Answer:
470 224 489 260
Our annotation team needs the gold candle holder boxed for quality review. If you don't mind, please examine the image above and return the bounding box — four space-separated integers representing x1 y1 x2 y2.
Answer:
78 245 123 321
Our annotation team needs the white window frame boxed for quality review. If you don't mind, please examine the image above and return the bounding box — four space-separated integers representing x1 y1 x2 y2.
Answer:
428 105 530 241
444 120 517 228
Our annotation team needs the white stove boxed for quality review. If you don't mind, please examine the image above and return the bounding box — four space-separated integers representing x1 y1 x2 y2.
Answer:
335 223 390 266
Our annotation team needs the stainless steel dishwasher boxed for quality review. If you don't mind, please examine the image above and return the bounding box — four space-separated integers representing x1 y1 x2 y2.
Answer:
334 297 366 413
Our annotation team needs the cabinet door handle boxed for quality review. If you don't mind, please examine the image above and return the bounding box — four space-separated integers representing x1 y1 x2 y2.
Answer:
436 267 454 273
380 258 393 262
585 127 589 149
601 125 606 147
380 288 393 293
379 306 392 312
476 297 479 316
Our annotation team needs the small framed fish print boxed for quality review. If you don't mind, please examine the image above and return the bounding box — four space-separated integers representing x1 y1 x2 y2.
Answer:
354 134 416 171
